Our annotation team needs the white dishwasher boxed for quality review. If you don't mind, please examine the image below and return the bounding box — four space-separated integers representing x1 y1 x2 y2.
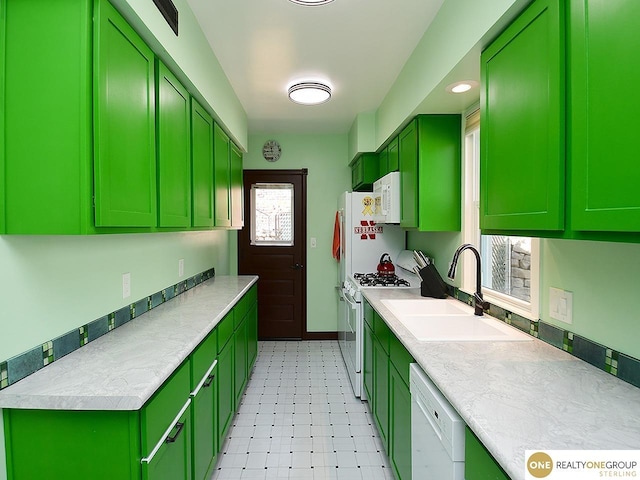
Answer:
410 363 465 479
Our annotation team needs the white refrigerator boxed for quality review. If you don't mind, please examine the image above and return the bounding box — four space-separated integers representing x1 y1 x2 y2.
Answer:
336 191 406 398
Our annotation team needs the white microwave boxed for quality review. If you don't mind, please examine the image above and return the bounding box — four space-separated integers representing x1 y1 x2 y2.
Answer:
373 171 401 224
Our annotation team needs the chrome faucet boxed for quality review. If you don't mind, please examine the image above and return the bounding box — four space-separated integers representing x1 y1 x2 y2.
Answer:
447 244 488 316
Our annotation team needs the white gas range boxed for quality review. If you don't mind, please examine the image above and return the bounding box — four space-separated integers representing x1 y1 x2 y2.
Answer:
340 251 420 400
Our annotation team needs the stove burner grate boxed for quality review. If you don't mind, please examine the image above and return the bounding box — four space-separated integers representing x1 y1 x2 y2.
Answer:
353 272 411 287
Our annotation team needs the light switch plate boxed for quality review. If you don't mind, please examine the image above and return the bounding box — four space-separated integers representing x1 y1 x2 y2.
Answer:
549 287 572 324
178 259 184 277
310 237 317 248
122 272 131 299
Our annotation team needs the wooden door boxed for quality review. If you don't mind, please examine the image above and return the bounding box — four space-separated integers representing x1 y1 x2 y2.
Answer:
238 170 307 339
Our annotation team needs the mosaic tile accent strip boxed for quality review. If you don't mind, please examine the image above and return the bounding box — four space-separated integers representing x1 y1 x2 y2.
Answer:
0 268 215 391
448 286 640 391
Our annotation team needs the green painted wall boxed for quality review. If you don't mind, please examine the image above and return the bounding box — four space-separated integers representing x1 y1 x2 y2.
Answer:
374 0 528 148
0 232 231 362
112 0 248 149
244 134 350 332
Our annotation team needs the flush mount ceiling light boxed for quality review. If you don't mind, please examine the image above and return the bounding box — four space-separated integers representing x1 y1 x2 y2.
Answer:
288 82 332 105
446 80 479 94
288 0 335 5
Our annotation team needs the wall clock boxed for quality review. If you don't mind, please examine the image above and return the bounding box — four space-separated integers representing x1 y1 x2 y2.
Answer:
262 140 281 162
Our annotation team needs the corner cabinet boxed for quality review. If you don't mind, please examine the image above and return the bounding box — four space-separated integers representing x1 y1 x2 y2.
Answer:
350 153 379 192
2 284 258 480
480 0 565 233
399 115 462 231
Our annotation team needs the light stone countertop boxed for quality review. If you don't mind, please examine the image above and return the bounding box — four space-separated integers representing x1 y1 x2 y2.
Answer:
0 275 258 411
362 288 640 480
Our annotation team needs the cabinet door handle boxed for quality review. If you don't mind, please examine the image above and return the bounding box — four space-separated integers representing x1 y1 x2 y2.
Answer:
203 373 215 388
165 421 185 444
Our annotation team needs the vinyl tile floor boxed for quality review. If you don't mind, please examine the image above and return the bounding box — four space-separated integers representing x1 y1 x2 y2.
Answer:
211 340 395 480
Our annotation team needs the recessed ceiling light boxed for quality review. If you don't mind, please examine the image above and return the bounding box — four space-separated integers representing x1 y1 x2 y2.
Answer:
288 82 332 105
288 0 335 5
446 80 479 94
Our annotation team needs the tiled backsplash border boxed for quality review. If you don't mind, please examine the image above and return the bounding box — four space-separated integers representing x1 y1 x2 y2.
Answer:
0 268 215 391
449 286 640 390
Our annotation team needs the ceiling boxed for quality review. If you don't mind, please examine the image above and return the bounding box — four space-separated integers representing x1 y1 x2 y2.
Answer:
185 0 448 135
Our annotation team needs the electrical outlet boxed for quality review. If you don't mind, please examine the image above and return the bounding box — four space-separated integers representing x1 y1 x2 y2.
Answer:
549 287 573 324
178 258 184 277
310 237 317 248
122 273 131 299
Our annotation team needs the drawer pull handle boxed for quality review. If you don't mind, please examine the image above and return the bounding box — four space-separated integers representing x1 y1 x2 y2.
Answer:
165 421 185 444
203 373 215 388
141 398 191 465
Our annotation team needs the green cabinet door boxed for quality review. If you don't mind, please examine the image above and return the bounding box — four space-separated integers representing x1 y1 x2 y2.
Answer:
387 136 399 172
94 0 157 227
157 61 191 228
190 331 218 480
570 0 640 233
234 315 248 409
217 339 235 444
230 142 244 228
399 120 418 228
363 320 374 403
191 99 214 228
246 302 258 371
4 409 141 480
465 427 510 480
351 153 379 191
372 336 389 453
389 364 412 480
214 123 232 228
480 0 565 232
1 0 93 234
378 147 389 178
142 404 192 480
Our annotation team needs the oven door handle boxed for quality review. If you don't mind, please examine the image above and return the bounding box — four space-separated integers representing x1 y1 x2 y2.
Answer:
344 291 358 307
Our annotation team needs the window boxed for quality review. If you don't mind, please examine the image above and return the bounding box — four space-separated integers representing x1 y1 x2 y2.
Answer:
250 183 294 246
462 108 539 319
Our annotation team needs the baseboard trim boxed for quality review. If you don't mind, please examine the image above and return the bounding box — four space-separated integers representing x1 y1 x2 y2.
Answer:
303 331 338 340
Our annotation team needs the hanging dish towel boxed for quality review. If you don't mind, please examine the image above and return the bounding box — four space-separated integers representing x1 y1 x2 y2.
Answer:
332 211 341 261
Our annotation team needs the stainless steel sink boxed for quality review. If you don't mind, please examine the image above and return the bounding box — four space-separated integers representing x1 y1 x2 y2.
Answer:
380 298 532 342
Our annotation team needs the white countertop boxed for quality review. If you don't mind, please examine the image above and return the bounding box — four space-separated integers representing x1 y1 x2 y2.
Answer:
362 288 640 480
0 275 258 411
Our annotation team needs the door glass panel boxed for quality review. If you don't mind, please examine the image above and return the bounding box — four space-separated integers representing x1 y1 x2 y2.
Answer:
250 183 294 246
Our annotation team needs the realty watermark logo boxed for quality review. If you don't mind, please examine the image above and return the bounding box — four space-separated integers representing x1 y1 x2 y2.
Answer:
525 450 640 479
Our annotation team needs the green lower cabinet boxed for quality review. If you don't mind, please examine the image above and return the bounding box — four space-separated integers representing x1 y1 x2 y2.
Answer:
389 364 412 480
246 302 258 371
217 338 235 445
142 403 192 480
372 336 389 453
234 315 248 409
3 409 141 479
363 320 374 403
465 427 510 480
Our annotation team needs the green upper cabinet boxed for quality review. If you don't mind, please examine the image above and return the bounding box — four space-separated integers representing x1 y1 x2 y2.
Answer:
191 100 215 228
157 61 192 228
480 0 565 232
230 142 245 229
378 147 390 178
569 0 640 233
351 153 378 191
399 115 461 231
94 0 157 227
213 123 232 228
1 0 94 234
387 136 399 173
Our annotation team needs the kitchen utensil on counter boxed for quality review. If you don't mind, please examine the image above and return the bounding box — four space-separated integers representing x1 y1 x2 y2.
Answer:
377 253 396 276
